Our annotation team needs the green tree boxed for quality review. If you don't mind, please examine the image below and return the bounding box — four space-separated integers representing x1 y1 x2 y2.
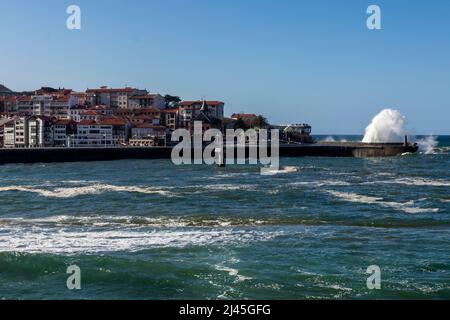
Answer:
164 95 181 108
254 115 269 128
233 118 250 130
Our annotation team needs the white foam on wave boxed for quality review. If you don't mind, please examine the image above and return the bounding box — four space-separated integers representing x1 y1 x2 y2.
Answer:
215 265 253 282
271 166 300 174
289 180 351 187
392 178 450 187
0 184 173 198
363 177 450 187
327 191 440 214
197 184 257 192
323 136 336 142
0 225 282 254
0 215 275 228
0 215 188 228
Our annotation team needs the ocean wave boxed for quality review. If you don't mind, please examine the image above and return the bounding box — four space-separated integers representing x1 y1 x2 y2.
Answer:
362 177 450 187
214 265 253 282
289 180 351 187
1 214 447 230
261 166 300 175
196 184 258 192
0 184 174 198
0 226 282 254
390 178 450 187
326 191 440 214
0 215 281 229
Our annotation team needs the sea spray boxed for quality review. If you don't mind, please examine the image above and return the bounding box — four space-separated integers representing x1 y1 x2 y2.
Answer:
416 136 438 154
362 109 406 143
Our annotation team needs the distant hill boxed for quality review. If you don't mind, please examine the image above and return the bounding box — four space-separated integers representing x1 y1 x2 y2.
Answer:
0 85 33 96
0 84 13 95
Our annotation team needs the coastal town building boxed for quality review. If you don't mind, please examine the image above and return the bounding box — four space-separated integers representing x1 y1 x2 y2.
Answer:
71 120 114 147
0 96 18 113
231 113 258 121
98 118 130 145
0 118 14 148
1 84 229 148
15 94 76 119
177 100 225 133
53 119 77 147
163 108 178 131
51 95 77 119
2 119 16 148
179 101 224 120
3 116 28 148
128 94 165 109
86 87 135 109
80 110 103 122
128 138 156 147
71 92 88 107
178 101 224 131
131 124 166 139
27 116 54 147
69 107 84 122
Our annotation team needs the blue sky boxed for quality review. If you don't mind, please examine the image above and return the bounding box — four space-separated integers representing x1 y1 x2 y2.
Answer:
1 0 449 134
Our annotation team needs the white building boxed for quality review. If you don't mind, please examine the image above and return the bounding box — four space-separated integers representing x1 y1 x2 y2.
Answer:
27 116 54 147
53 119 77 147
86 87 135 109
16 96 34 114
3 116 28 148
128 94 166 109
16 95 76 118
72 120 114 147
179 101 224 121
131 124 166 139
2 118 16 148
51 95 77 119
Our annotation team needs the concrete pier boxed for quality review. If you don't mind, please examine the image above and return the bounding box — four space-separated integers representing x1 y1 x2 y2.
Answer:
0 142 418 165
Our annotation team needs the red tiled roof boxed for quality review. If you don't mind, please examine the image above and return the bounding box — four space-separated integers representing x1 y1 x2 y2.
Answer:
231 113 258 119
81 110 99 116
179 101 224 106
133 124 165 129
86 87 134 94
54 119 76 125
133 115 153 120
137 107 161 113
129 95 158 99
71 92 87 97
88 105 111 111
30 115 54 122
78 120 97 125
164 108 179 114
17 95 32 102
98 118 128 126
54 95 71 102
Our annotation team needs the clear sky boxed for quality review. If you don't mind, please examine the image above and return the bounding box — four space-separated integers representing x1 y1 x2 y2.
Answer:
1 0 449 134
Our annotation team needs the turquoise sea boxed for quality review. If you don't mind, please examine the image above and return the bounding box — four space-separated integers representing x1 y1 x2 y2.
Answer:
0 136 449 299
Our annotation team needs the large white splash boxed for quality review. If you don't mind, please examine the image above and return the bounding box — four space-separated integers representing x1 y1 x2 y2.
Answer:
416 136 438 154
362 109 406 143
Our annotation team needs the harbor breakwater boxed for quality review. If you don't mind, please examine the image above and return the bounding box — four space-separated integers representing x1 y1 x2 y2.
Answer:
0 142 418 164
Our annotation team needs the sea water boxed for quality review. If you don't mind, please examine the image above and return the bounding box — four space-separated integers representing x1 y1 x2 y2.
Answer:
0 135 448 299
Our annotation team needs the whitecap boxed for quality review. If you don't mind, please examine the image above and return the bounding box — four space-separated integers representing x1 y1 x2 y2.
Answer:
0 226 283 254
215 266 253 282
326 191 440 214
362 177 450 187
0 184 174 198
